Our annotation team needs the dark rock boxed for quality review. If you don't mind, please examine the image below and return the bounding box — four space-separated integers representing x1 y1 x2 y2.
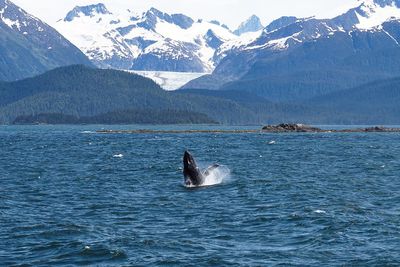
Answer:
262 124 400 133
262 123 322 132
345 126 400 132
205 29 224 49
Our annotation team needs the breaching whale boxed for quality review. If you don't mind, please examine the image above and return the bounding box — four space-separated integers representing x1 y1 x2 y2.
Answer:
183 151 220 187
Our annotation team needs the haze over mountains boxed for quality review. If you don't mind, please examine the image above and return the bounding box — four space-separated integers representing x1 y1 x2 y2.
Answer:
1 0 400 124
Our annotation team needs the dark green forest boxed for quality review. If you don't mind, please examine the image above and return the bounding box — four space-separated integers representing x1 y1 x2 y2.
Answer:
1 65 400 125
13 110 217 125
0 65 259 124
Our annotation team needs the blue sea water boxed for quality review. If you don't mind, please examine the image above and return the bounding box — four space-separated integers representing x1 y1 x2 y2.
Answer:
1 125 400 266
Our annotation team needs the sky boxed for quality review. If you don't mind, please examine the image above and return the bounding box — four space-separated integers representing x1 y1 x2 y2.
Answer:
12 0 361 29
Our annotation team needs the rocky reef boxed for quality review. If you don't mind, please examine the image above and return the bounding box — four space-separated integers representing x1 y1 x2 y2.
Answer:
262 124 323 132
262 124 400 133
97 124 400 134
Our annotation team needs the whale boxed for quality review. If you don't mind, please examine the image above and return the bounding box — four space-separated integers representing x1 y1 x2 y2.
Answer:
183 151 220 187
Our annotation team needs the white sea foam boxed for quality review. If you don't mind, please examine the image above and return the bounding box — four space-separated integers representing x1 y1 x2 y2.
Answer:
113 154 124 158
202 165 231 187
314 210 326 214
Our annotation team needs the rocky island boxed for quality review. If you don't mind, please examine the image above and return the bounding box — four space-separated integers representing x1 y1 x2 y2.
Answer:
262 124 323 132
96 124 400 134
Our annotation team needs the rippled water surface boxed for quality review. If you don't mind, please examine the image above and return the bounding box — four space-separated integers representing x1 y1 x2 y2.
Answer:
1 125 400 266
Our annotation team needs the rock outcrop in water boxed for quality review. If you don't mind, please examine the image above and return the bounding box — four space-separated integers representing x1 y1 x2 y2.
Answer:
262 124 400 133
96 124 400 134
339 126 400 133
262 124 323 132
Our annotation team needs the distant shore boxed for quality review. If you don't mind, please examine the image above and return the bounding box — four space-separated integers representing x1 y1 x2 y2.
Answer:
96 124 400 134
97 129 260 134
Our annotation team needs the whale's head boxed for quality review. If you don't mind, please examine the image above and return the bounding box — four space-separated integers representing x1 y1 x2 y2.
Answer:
183 151 203 186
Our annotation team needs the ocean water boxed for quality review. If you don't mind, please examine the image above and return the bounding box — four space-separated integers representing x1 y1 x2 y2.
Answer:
1 125 400 266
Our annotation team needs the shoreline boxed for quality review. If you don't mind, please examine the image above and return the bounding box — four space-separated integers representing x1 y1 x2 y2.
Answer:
96 125 400 134
96 129 261 134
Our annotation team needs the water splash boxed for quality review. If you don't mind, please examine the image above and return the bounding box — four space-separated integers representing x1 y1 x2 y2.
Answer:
182 163 230 188
183 164 231 188
202 165 231 186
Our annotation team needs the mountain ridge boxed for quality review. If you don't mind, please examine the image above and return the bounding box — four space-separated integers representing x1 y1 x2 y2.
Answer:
64 3 112 22
182 0 400 103
54 4 258 72
0 0 93 81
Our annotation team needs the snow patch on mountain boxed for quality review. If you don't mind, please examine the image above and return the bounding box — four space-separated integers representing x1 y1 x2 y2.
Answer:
130 70 207 90
267 35 299 50
355 0 400 29
2 16 19 29
0 2 21 30
218 30 262 54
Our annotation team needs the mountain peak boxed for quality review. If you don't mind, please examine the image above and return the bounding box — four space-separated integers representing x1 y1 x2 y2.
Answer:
147 7 164 17
142 7 194 30
234 15 263 36
64 3 111 22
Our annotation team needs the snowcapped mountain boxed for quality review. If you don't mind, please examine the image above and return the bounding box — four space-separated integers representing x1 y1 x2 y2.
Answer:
183 0 400 99
233 15 264 36
0 0 92 81
254 0 400 50
55 4 256 73
231 0 400 65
